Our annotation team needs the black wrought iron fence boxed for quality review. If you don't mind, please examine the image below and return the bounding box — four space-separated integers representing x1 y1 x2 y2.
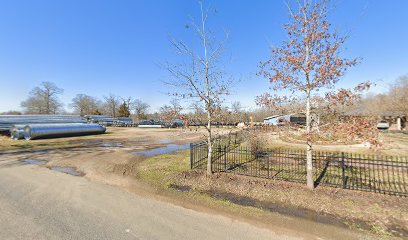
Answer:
190 130 246 169
212 130 246 147
190 144 408 197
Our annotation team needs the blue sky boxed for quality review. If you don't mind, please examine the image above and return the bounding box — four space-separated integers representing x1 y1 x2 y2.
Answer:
0 0 407 113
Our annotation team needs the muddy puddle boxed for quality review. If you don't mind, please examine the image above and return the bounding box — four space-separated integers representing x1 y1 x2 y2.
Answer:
19 159 47 165
169 184 192 192
203 190 372 231
155 139 175 144
131 143 190 157
2 149 51 156
83 140 123 148
128 137 150 142
49 166 85 177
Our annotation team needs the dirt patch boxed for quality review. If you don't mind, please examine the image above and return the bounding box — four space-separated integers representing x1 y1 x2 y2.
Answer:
49 166 85 177
0 128 205 191
178 171 408 238
202 190 371 230
259 133 372 153
259 130 408 157
81 140 124 148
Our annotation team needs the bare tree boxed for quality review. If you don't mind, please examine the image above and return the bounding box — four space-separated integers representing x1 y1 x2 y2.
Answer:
133 99 150 120
354 75 408 117
231 101 244 122
21 96 44 114
164 0 232 174
0 110 22 115
190 102 205 116
103 94 120 117
387 75 408 117
231 101 242 114
21 81 63 114
70 94 100 116
258 0 369 189
354 75 408 130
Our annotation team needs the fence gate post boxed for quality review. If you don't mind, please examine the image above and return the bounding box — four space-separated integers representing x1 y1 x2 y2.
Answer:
341 152 346 189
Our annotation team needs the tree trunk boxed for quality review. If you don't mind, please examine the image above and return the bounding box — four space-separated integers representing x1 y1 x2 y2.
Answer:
397 117 402 131
306 88 314 189
206 113 213 175
46 93 50 114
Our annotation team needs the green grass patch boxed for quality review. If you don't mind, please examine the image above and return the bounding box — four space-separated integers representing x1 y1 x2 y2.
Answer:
136 150 268 218
137 150 191 189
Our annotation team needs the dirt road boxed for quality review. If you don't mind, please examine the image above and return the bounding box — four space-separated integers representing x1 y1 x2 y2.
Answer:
0 161 303 240
0 128 389 239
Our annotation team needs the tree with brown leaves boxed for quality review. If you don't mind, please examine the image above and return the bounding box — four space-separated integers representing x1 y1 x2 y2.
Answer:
159 99 183 123
258 0 369 189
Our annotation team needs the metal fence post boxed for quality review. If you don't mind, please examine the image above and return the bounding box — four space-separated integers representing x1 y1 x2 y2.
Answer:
341 152 346 189
190 143 193 169
267 153 270 178
224 145 227 171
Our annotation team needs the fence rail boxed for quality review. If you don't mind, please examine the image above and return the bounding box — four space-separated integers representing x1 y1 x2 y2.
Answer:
190 143 408 197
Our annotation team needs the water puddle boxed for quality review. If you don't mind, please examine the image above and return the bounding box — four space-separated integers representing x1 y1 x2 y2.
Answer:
19 159 47 165
131 143 190 157
49 166 85 177
83 140 123 148
129 137 150 142
169 184 191 192
100 142 123 147
204 190 371 230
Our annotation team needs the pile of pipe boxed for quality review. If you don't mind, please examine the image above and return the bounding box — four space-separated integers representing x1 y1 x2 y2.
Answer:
11 123 106 140
85 115 115 126
0 115 86 132
114 117 134 126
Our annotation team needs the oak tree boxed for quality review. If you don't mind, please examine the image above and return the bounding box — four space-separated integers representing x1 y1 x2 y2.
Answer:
258 0 367 189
